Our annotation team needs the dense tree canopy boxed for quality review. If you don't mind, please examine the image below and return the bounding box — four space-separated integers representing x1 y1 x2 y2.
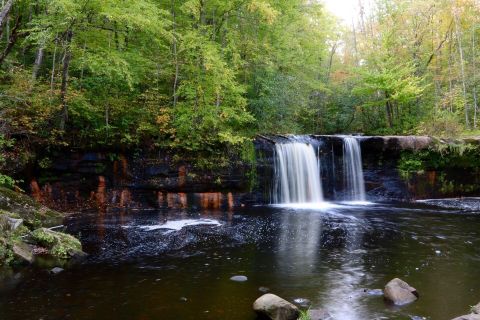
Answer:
0 0 479 173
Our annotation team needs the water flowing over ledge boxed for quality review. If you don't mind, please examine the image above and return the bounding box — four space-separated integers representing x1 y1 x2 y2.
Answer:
272 139 324 204
270 135 367 205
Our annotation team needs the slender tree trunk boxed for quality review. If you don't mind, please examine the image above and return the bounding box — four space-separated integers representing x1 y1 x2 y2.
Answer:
79 41 86 89
0 14 20 66
32 44 45 80
113 22 119 50
171 0 178 108
352 18 359 66
448 31 454 112
454 10 469 128
385 93 393 128
325 42 338 83
50 37 58 92
0 0 14 38
60 30 73 131
473 24 478 128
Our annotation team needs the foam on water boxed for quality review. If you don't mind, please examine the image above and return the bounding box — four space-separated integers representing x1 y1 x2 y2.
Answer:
128 219 222 231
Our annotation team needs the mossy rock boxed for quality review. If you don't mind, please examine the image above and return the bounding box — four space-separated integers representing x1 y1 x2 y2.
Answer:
0 237 14 266
0 187 63 228
31 228 83 259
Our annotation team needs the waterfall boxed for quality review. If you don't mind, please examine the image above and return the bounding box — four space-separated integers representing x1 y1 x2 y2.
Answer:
273 142 324 203
342 136 366 201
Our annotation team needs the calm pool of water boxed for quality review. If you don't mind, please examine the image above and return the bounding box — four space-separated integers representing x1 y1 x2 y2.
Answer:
1 201 480 320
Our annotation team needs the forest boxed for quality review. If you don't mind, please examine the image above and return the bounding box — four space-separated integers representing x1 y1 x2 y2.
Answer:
0 0 479 178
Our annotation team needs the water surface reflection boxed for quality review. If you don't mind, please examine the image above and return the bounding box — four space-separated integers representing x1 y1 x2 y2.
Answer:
1 203 480 320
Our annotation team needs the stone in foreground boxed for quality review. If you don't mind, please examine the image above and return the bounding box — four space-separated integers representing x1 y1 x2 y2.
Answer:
472 302 480 314
253 293 299 320
451 315 480 320
384 278 418 305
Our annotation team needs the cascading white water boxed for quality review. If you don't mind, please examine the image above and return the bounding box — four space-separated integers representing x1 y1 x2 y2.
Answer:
273 142 324 203
342 136 366 201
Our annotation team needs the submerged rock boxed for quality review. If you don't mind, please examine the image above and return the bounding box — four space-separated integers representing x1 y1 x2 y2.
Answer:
50 267 64 274
230 275 248 282
384 278 418 305
308 308 332 320
259 286 270 293
253 294 299 320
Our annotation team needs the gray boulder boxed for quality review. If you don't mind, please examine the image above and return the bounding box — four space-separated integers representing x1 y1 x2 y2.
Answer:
472 302 480 314
253 293 299 320
451 315 480 320
384 278 418 305
450 303 480 320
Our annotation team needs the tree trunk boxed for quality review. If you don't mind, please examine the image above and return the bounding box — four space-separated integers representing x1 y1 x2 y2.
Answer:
472 24 478 128
32 44 45 80
171 0 179 108
454 10 469 128
385 93 393 128
60 30 73 131
325 42 338 82
0 14 20 66
0 0 14 38
50 37 58 91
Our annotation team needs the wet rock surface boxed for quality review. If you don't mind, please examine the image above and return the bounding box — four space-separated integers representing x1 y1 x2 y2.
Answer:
253 293 299 320
384 278 418 305
0 188 83 267
230 275 247 282
452 315 480 320
472 302 480 314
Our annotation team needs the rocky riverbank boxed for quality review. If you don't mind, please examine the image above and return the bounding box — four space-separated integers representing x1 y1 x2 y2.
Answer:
0 187 85 268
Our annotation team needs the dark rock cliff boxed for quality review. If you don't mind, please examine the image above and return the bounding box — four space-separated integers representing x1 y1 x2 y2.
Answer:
22 135 480 210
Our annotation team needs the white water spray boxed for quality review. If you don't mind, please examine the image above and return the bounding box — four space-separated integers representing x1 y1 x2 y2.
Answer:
273 142 324 203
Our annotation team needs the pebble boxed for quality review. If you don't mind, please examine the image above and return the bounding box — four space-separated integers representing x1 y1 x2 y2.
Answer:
230 275 248 282
50 267 64 274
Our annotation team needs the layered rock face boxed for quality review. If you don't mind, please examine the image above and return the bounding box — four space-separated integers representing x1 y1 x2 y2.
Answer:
22 135 480 210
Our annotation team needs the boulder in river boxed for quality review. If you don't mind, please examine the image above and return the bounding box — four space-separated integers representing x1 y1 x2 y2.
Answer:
450 303 480 320
472 302 480 314
253 293 299 320
451 315 480 320
384 278 418 305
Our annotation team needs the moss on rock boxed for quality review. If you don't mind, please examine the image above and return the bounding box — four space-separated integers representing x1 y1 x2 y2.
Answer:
0 187 63 228
31 228 83 259
0 188 84 266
